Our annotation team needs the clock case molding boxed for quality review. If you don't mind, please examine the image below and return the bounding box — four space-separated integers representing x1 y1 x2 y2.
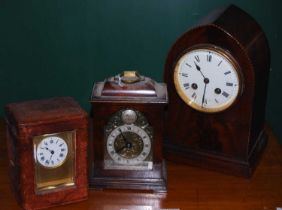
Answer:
164 5 271 177
89 72 168 192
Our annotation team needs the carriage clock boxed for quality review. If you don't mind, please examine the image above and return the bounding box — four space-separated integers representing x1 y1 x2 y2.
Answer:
5 97 88 209
164 5 270 177
89 71 167 192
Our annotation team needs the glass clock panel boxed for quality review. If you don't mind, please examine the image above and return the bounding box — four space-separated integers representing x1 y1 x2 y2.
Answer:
104 109 153 170
174 47 241 113
33 131 76 194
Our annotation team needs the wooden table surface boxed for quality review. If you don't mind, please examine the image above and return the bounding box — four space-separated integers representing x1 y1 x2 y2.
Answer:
0 121 281 210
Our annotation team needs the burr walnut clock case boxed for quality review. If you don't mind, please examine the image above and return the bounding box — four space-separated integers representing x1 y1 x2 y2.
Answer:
164 5 270 177
89 71 168 192
5 97 88 210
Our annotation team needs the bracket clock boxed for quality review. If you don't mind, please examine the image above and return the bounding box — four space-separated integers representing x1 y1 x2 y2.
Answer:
5 97 88 209
164 5 270 177
89 71 167 192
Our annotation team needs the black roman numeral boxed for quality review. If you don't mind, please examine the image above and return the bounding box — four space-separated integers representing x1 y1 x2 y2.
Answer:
195 55 200 62
207 53 212 62
183 83 190 89
180 73 188 77
185 63 192 68
224 71 231 75
222 91 230 98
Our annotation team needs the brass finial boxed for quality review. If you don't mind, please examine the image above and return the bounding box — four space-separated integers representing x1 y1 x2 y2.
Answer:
120 70 141 83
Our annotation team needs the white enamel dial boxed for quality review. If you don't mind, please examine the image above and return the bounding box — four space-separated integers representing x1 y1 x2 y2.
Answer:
106 124 151 165
36 136 68 168
174 47 241 113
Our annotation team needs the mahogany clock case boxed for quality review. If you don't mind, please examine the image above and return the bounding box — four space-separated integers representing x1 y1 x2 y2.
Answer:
5 97 88 210
164 5 271 177
89 73 168 192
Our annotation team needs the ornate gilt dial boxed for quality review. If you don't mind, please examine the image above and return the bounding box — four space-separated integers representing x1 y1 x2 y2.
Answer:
107 124 151 165
104 109 153 169
174 45 241 113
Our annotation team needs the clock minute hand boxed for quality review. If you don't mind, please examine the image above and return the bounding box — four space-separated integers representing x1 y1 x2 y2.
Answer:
201 77 210 108
201 83 207 108
49 150 55 161
119 128 129 143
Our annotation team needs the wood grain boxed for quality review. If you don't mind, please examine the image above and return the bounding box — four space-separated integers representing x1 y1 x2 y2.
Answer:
3 97 88 209
1 120 281 210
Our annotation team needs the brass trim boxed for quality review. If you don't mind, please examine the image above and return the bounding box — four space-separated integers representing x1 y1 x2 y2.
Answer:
33 131 76 194
120 71 141 83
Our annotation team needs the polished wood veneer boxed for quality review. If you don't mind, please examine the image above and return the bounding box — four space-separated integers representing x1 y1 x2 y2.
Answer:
164 5 271 177
4 97 88 209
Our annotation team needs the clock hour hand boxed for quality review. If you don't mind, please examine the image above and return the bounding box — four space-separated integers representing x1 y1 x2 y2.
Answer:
41 147 53 154
116 145 127 153
194 61 206 78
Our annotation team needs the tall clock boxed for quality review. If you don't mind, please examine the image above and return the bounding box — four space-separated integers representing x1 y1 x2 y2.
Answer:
164 5 270 177
89 71 168 192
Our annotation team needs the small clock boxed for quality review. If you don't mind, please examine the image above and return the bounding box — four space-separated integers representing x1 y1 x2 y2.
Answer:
89 71 167 192
164 5 270 177
5 97 88 209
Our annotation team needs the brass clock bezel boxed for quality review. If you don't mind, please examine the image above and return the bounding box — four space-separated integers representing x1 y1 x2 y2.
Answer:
173 44 243 113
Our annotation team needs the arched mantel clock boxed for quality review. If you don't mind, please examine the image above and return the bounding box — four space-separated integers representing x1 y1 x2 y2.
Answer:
164 5 271 177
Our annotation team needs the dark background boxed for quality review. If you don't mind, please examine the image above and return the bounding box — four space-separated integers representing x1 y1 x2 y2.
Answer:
0 0 281 143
